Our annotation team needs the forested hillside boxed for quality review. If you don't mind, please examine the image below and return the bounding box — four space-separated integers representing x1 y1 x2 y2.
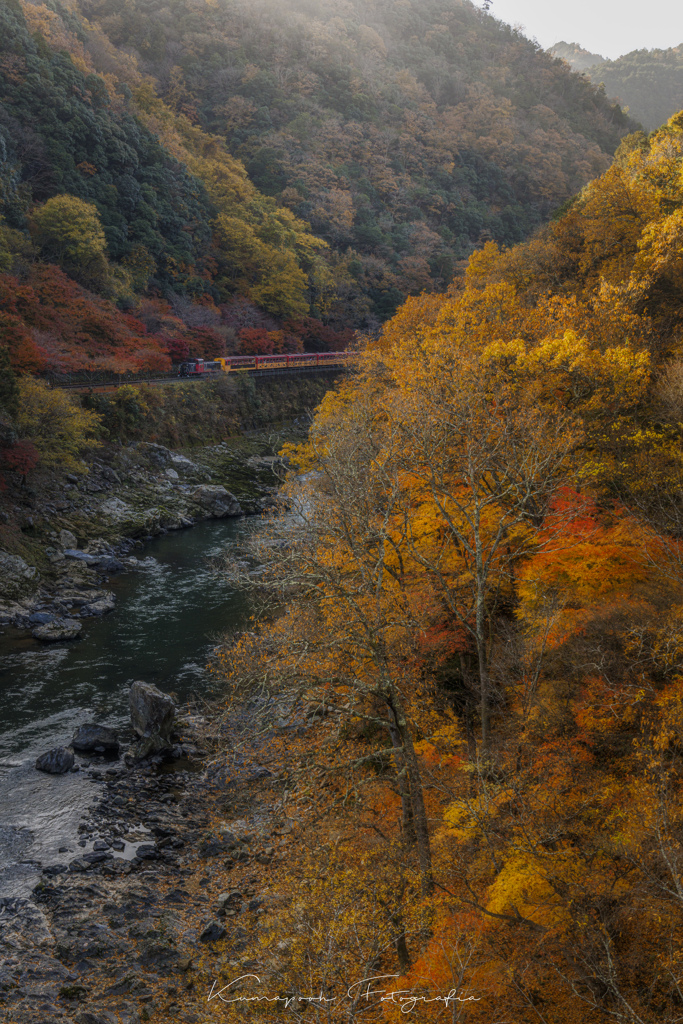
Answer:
82 0 634 322
214 111 683 1023
0 0 349 375
587 45 683 131
0 0 635 378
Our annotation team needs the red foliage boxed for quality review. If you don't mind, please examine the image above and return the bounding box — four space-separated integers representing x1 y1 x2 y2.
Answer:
131 345 172 373
0 267 169 373
0 266 349 374
166 337 190 363
236 328 304 354
238 327 274 354
284 317 353 352
0 312 47 372
188 327 225 358
0 439 40 484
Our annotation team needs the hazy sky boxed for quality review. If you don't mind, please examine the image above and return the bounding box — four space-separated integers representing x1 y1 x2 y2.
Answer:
487 0 683 60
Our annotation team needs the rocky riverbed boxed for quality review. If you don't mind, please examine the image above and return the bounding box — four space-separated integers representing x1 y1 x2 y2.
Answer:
0 706 292 1024
0 436 287 634
0 431 305 1023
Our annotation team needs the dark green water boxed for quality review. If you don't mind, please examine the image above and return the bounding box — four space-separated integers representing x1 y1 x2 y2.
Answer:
0 517 254 761
0 517 256 896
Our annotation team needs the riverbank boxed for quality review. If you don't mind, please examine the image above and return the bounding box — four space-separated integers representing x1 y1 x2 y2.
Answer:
0 412 319 1023
0 450 298 1023
0 710 292 1024
0 430 293 634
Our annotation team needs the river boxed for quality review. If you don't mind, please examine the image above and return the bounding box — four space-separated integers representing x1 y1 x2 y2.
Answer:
0 516 254 896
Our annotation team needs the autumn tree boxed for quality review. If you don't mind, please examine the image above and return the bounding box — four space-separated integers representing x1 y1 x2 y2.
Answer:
219 378 441 898
15 376 101 472
31 194 111 290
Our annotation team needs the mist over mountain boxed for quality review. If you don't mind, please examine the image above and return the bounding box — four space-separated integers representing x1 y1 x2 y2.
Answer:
550 40 605 73
0 0 637 374
587 46 683 131
80 0 635 322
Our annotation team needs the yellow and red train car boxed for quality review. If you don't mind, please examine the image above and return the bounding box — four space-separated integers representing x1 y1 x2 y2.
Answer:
178 351 351 376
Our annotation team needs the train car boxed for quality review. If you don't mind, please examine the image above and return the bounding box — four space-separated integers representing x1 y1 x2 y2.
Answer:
221 351 351 372
178 351 352 376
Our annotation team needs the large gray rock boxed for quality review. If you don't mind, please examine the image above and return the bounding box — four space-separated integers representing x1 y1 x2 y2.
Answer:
81 592 116 616
32 618 82 642
58 528 77 550
72 723 119 754
36 746 74 774
169 452 200 474
0 896 54 949
191 485 241 518
139 442 172 467
63 549 99 565
129 681 175 757
0 551 38 600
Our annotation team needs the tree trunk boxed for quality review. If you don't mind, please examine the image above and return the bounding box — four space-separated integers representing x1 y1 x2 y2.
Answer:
389 690 433 895
387 712 415 842
477 635 490 756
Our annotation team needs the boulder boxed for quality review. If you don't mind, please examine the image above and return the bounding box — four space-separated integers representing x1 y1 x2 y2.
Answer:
169 453 199 473
36 746 74 774
139 442 172 467
101 465 121 484
129 681 175 757
99 497 132 521
82 850 112 864
97 557 124 573
32 618 82 642
198 921 226 943
0 550 38 599
42 864 68 876
216 890 242 913
63 549 99 565
81 592 116 616
191 485 242 518
134 843 158 860
28 611 55 625
59 528 78 550
72 724 120 754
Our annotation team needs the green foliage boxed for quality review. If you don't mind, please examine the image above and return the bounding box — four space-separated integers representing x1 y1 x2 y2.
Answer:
32 194 108 283
83 373 332 446
0 0 332 320
80 0 636 324
585 46 683 131
0 344 19 419
0 236 10 274
0 0 215 293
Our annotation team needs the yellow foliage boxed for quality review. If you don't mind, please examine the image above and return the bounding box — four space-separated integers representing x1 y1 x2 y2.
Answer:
16 377 101 471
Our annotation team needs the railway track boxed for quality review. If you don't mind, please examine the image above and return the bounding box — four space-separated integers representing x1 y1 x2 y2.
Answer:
52 361 349 393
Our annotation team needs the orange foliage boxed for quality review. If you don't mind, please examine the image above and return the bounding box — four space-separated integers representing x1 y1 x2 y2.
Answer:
0 267 171 373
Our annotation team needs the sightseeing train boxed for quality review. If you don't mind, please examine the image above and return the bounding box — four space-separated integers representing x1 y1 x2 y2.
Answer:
178 351 351 376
